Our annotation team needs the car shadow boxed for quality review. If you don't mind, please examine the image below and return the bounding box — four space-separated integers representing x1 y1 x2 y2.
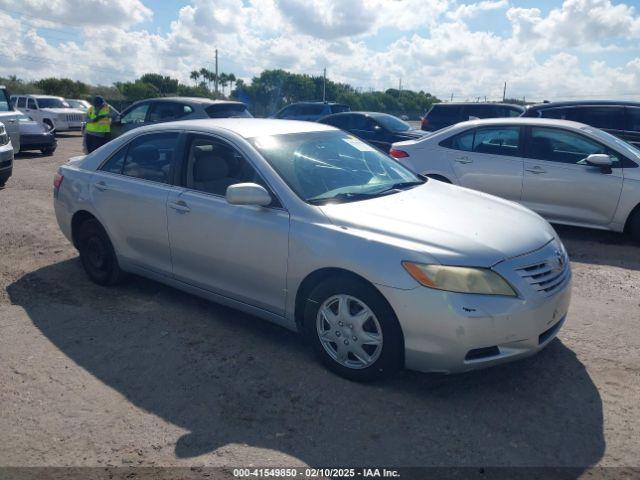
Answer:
554 224 640 270
15 150 47 159
6 259 605 470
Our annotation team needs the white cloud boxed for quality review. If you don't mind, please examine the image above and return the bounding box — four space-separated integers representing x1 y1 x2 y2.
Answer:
1 0 640 101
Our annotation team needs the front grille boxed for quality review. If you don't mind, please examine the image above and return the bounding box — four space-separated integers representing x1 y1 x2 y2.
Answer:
465 346 500 361
515 251 570 296
65 113 84 122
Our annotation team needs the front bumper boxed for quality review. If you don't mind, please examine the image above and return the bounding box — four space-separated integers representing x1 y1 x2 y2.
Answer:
51 119 83 131
0 144 14 182
380 242 572 374
20 133 57 150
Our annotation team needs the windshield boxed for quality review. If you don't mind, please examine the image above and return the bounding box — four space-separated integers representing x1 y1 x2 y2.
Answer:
0 89 11 112
250 130 423 204
374 114 411 132
582 126 640 160
66 99 88 109
37 98 69 108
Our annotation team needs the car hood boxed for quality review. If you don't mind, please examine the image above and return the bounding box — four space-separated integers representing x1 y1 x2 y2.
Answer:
319 181 556 267
19 120 50 134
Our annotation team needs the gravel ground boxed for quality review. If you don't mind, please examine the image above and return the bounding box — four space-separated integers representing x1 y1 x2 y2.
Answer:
0 133 639 473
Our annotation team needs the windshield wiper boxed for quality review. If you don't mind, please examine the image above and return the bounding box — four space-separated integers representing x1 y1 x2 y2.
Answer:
372 181 424 195
308 191 388 205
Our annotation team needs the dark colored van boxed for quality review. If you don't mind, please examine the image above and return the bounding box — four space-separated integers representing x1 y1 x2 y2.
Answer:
521 101 640 147
272 102 350 122
421 102 525 132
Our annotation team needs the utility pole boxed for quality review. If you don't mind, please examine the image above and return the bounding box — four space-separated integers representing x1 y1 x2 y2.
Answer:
215 48 219 95
399 77 402 93
322 67 326 102
502 81 506 102
450 93 454 102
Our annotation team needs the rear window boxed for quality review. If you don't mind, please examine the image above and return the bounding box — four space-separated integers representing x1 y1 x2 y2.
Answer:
427 104 462 121
628 108 640 131
205 103 252 118
330 104 350 114
574 107 626 130
297 104 327 115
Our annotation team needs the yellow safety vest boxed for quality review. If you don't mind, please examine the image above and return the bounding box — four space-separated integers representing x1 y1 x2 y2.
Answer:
86 105 111 134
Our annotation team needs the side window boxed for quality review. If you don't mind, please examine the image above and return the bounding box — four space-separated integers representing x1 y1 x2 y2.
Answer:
472 126 520 156
627 108 640 131
429 105 461 123
27 98 37 109
121 103 149 125
17 97 27 109
350 115 369 131
528 127 612 165
122 132 180 184
326 115 349 129
575 107 626 130
442 129 475 151
540 108 570 120
185 136 270 199
100 145 128 174
147 102 192 122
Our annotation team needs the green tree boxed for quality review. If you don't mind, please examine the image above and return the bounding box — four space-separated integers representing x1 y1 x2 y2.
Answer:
34 77 89 98
139 73 178 95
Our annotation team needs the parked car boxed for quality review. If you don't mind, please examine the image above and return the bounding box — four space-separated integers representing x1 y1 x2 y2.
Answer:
11 95 84 133
319 111 428 152
391 117 640 241
65 98 91 111
15 113 56 155
54 118 571 381
272 102 350 121
521 100 640 148
421 102 525 132
111 97 252 138
1 86 21 152
0 121 14 187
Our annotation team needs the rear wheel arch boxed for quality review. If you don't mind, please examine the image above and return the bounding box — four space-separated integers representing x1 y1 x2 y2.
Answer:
71 210 99 249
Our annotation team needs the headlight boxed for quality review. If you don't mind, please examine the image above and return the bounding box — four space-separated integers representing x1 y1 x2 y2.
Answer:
402 262 517 296
0 126 8 146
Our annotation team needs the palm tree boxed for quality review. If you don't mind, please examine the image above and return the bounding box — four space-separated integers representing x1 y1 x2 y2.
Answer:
190 70 200 86
219 73 229 96
199 68 211 90
227 73 236 97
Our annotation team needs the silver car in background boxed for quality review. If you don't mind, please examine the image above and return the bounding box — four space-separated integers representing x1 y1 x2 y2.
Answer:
391 118 640 242
54 119 571 381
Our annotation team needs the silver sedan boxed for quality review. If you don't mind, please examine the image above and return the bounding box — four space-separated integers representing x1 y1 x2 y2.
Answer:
54 119 571 381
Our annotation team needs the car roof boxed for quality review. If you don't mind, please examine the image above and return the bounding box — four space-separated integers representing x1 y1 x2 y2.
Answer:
288 101 346 106
147 96 246 105
527 100 640 110
433 102 524 108
445 117 587 130
145 118 336 138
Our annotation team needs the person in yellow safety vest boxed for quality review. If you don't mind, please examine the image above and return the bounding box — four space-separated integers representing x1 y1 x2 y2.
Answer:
85 96 112 153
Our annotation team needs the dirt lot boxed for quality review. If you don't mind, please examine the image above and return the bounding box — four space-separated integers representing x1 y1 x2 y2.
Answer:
0 133 639 472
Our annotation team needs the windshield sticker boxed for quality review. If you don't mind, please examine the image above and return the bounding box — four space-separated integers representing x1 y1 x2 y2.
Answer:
343 137 376 152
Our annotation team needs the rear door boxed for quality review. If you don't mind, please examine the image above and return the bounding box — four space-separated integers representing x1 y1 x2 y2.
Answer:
166 133 290 314
443 125 524 201
521 126 623 226
90 131 184 275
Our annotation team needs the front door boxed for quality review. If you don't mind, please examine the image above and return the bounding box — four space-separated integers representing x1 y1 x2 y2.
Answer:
90 131 183 275
167 134 290 315
445 125 524 201
521 126 623 226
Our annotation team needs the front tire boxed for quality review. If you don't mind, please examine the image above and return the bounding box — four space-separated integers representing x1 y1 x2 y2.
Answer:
41 146 56 156
77 219 126 286
304 276 403 381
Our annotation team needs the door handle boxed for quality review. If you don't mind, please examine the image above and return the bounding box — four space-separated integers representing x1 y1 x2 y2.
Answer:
525 166 546 174
168 200 190 213
93 181 108 191
455 156 472 164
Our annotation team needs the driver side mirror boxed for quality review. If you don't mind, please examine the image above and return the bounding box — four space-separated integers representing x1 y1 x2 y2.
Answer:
226 183 272 207
584 153 613 173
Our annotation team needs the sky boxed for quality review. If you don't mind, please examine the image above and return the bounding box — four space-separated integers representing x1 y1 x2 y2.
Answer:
1 0 639 102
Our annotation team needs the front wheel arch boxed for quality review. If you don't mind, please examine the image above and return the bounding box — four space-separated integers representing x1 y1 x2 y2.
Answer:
624 202 640 241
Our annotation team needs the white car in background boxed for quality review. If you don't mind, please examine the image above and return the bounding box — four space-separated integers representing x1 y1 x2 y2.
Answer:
390 117 640 241
65 98 91 111
11 94 85 133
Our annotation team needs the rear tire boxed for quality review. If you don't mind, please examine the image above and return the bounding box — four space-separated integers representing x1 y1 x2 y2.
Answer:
303 275 403 381
628 210 640 243
77 218 126 286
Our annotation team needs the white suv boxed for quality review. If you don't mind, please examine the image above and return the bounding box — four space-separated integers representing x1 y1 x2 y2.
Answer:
11 94 85 133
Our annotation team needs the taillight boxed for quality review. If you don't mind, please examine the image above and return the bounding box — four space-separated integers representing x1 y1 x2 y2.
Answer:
53 172 64 190
390 148 409 159
421 117 429 129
